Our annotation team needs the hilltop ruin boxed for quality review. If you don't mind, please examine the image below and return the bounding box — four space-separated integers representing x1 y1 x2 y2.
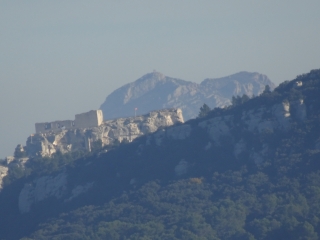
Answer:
35 110 103 134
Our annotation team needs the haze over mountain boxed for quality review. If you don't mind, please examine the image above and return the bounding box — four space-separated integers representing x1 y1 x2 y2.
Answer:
2 1 320 162
0 69 319 239
100 71 275 120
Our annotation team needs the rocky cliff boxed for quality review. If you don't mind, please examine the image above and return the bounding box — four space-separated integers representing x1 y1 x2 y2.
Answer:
147 94 306 162
25 108 184 158
0 108 183 190
16 72 310 214
100 71 275 120
1 69 320 240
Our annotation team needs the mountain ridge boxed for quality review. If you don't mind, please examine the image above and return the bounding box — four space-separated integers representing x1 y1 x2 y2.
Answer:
1 69 320 239
100 71 275 121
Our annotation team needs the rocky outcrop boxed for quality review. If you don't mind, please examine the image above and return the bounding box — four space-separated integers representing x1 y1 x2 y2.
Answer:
25 108 184 157
146 94 305 170
1 108 184 191
146 124 192 146
18 172 95 213
199 115 233 144
19 171 68 213
10 69 319 217
0 165 8 189
100 71 275 121
145 99 296 149
0 156 30 190
199 101 293 143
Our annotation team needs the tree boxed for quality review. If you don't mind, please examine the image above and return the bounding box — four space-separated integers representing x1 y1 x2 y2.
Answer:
14 144 26 158
232 94 250 106
198 104 211 118
263 85 271 94
91 139 103 151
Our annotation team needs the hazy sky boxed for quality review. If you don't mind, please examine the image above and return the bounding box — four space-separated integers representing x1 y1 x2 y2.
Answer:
1 1 320 158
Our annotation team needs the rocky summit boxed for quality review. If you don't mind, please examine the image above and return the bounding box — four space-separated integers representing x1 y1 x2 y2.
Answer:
0 108 183 189
24 108 183 158
100 71 275 120
0 69 320 239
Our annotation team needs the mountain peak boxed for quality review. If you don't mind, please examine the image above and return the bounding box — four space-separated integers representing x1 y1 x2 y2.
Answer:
100 71 275 121
138 71 166 83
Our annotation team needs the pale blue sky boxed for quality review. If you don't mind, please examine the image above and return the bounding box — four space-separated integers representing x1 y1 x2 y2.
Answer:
1 1 320 158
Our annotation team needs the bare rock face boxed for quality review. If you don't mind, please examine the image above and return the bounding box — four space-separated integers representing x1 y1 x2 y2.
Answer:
146 123 192 146
100 71 275 121
197 99 303 150
146 96 299 150
199 115 233 144
17 108 184 213
0 156 29 190
201 71 273 98
25 108 184 157
18 171 68 213
0 165 8 189
18 172 95 213
272 101 291 129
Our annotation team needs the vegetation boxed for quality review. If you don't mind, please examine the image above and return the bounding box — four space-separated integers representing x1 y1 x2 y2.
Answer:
1 69 320 239
231 94 250 106
13 144 27 158
262 85 271 94
2 138 124 187
198 103 211 118
26 166 320 239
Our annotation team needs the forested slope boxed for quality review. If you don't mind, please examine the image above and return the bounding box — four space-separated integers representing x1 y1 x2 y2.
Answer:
1 69 320 240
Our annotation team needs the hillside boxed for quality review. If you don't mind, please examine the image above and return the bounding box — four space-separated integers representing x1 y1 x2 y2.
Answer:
100 71 275 121
0 69 319 239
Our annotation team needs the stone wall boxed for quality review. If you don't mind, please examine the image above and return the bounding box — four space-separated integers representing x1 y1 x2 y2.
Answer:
35 110 103 133
35 120 74 133
75 110 103 129
27 108 184 157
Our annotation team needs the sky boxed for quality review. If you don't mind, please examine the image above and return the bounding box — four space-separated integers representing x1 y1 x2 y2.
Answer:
1 1 320 158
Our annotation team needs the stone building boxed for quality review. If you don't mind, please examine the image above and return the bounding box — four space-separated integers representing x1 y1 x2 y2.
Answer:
35 110 103 134
28 108 184 157
35 120 75 133
75 110 103 129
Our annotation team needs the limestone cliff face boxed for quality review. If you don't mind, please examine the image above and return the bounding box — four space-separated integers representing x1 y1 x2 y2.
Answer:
19 171 68 213
146 96 307 166
0 156 29 189
18 167 97 213
25 108 184 157
0 165 8 189
147 100 294 149
12 72 317 215
18 167 94 213
14 96 310 213
100 71 275 120
15 109 183 212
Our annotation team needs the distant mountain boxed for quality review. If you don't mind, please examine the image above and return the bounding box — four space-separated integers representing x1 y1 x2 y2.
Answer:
0 70 320 240
100 71 275 120
3 69 320 239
